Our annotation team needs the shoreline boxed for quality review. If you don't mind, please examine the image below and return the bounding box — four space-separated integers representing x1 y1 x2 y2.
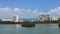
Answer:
0 21 60 24
0 23 59 24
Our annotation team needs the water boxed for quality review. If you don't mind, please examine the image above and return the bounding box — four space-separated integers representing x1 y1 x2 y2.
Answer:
0 24 60 34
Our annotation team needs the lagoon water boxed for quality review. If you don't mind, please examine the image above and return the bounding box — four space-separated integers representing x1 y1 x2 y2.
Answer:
0 24 60 34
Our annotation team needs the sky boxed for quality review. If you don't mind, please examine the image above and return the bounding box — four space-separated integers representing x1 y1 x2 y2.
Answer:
0 0 60 19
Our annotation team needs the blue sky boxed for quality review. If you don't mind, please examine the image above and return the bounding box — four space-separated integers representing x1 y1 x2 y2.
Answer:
0 0 60 19
0 0 60 12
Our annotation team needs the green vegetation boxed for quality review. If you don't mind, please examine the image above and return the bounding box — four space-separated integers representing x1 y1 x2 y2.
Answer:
21 21 35 27
0 21 21 24
0 20 60 24
34 20 50 24
51 20 60 24
0 20 60 27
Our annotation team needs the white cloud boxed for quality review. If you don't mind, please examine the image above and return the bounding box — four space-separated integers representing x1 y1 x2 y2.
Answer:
48 7 60 17
0 7 12 12
0 7 60 19
0 7 44 19
0 7 14 19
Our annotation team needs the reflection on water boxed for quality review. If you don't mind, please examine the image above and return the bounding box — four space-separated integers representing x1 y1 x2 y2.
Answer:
49 24 58 29
49 24 60 34
15 24 19 29
0 24 60 34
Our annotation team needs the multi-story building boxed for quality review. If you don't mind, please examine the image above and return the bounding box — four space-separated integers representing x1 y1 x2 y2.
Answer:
52 16 59 21
12 15 18 22
2 19 12 21
38 13 50 21
58 16 60 20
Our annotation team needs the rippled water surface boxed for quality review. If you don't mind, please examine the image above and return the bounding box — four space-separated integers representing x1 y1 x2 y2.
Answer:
0 24 60 34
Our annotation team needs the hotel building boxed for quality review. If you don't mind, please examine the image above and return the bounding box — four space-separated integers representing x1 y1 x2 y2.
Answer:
52 16 59 21
12 15 18 22
38 13 50 21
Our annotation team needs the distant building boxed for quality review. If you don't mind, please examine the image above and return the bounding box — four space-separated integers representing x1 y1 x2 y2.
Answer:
12 15 18 22
30 20 37 22
2 19 12 21
19 20 24 22
38 13 50 21
1 15 19 22
58 17 60 20
52 16 59 21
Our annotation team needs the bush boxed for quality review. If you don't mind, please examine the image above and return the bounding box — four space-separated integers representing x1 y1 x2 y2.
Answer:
21 22 35 27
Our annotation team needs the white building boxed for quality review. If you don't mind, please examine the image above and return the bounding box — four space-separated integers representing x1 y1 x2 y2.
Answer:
38 13 50 21
19 20 24 22
12 15 18 22
30 20 37 22
2 19 12 21
52 16 59 21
